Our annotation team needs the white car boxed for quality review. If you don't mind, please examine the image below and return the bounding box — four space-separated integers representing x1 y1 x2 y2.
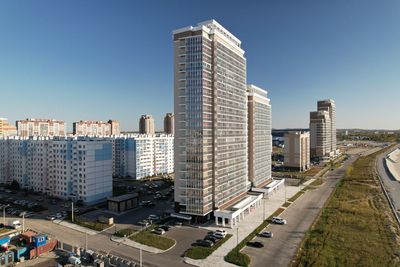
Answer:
271 217 287 225
213 232 225 239
215 229 227 236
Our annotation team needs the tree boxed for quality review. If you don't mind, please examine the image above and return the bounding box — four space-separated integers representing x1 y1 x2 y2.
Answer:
10 180 20 190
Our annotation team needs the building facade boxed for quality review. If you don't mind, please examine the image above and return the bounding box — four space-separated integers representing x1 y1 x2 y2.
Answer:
0 118 17 138
164 113 175 135
173 20 248 220
247 85 272 187
317 100 337 153
310 111 332 159
139 115 155 135
112 134 174 179
16 119 66 137
283 131 310 171
73 120 120 136
0 136 112 203
310 99 337 160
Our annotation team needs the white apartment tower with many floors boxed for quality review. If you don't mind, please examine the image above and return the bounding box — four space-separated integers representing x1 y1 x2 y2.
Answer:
174 20 272 222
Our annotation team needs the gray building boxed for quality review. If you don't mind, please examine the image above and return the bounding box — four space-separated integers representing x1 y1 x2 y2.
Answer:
247 84 272 187
139 115 155 135
173 20 248 221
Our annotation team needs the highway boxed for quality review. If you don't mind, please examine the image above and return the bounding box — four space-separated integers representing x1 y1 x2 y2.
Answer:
243 155 358 267
376 144 400 218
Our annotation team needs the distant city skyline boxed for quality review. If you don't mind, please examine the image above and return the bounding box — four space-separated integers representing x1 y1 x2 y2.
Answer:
1 0 399 130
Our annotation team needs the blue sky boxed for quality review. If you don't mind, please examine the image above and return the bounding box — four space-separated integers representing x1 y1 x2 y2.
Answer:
0 0 399 131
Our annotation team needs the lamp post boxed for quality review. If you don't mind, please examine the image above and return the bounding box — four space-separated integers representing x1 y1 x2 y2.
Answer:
3 204 9 225
71 201 74 222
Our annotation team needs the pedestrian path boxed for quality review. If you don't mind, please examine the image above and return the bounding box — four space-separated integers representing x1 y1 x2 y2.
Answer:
57 221 99 236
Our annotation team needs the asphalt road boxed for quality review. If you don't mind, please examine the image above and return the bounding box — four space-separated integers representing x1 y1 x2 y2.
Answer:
376 144 400 215
243 155 358 267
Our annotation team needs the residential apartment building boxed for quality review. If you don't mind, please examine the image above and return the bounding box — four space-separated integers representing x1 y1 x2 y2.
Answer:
0 118 17 138
16 118 66 137
247 85 272 187
139 115 155 135
317 100 337 153
173 20 248 221
164 113 175 135
0 136 112 203
283 131 310 171
310 110 332 159
112 134 174 179
310 99 338 160
73 120 120 136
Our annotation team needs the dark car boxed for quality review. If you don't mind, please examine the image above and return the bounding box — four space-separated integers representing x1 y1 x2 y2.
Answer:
247 241 264 248
195 240 214 247
204 235 219 243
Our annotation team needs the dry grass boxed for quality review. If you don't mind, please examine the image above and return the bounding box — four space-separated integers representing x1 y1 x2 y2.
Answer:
292 147 400 267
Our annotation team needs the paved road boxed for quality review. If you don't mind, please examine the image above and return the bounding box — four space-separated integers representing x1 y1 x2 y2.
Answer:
376 144 400 214
243 155 358 267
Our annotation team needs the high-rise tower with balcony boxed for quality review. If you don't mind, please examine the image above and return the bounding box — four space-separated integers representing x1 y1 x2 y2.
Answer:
173 20 248 221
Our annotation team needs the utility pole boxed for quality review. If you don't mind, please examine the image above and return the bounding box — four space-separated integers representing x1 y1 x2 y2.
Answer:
71 201 74 222
22 213 25 232
85 232 88 251
236 227 239 256
263 197 265 220
140 247 142 267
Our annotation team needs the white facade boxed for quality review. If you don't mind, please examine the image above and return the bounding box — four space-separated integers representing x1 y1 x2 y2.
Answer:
112 134 174 179
0 136 112 203
284 131 310 171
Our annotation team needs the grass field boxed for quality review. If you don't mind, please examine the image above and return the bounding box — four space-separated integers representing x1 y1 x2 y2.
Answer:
292 148 400 267
130 226 175 250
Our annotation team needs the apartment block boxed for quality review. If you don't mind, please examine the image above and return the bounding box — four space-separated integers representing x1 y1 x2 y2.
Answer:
310 110 332 159
317 100 337 153
310 99 338 160
173 20 248 220
164 113 175 135
0 136 113 203
283 131 310 171
139 115 155 135
73 120 120 136
112 134 174 179
247 85 272 187
0 118 17 138
16 118 66 137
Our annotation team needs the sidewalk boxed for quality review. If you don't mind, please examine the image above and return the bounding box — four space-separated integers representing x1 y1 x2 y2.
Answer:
57 221 100 236
184 184 306 267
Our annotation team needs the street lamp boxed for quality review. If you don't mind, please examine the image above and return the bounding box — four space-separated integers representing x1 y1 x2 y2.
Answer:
3 204 10 225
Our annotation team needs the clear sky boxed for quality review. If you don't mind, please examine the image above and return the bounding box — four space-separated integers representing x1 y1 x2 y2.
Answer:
0 0 399 131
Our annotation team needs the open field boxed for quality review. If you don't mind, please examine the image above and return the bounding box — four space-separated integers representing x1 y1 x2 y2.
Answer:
292 147 400 267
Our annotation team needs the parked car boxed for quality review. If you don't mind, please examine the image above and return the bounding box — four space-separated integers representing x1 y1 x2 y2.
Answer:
148 214 160 221
205 235 219 243
259 231 273 238
46 215 56 221
271 217 287 225
138 220 150 227
247 241 264 248
213 232 225 239
195 240 214 247
152 228 165 235
215 229 227 237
